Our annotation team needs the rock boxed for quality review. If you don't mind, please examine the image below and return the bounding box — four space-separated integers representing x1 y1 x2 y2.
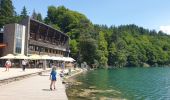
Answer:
142 63 150 67
89 86 96 89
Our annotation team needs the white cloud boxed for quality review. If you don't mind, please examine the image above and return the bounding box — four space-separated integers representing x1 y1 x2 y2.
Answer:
159 25 170 35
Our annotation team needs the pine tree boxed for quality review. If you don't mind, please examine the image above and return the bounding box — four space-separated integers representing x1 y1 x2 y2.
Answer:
20 6 28 19
37 13 42 22
31 9 37 19
31 10 43 22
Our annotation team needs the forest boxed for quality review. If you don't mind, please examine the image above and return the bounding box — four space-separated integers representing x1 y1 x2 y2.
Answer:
1 0 170 68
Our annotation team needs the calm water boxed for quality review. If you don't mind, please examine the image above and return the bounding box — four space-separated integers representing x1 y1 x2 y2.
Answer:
66 67 170 100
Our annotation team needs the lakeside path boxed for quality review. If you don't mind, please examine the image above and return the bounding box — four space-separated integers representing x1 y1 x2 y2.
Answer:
0 71 68 100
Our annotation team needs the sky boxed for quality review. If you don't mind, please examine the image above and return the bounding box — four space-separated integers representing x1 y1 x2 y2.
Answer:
13 0 170 34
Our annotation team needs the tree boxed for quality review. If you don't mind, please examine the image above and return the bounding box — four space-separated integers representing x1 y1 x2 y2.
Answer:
37 13 43 22
113 51 127 67
97 31 108 67
0 0 14 16
31 10 43 22
69 39 78 59
20 6 28 19
79 34 97 66
31 9 37 19
45 6 92 33
0 0 15 28
108 43 116 66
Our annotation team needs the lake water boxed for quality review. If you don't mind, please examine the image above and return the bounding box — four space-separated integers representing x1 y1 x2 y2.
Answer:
66 67 170 100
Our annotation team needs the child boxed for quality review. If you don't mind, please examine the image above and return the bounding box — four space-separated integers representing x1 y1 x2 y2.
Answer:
50 67 57 90
60 70 64 78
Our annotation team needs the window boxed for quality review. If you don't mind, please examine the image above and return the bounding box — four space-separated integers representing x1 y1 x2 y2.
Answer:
29 45 35 51
41 47 45 52
45 48 48 52
49 49 52 53
35 46 39 51
15 24 23 54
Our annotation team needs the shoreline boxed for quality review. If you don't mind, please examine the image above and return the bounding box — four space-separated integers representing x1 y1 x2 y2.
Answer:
64 68 85 79
62 68 86 84
62 68 86 99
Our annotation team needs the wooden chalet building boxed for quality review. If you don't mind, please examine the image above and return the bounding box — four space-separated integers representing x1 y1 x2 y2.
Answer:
2 17 70 57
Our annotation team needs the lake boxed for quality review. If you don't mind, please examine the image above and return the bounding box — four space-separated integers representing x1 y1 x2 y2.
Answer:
66 67 170 100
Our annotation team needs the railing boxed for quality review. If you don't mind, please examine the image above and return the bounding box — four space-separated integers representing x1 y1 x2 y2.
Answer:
29 39 68 51
28 50 64 57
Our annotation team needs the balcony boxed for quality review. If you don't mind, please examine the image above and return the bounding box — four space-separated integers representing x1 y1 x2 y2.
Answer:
29 39 68 51
28 50 64 57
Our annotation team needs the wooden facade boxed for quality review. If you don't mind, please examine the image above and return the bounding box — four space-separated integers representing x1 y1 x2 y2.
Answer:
21 17 70 57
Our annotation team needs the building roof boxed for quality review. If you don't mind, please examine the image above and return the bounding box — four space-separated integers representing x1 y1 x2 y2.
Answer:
29 18 69 38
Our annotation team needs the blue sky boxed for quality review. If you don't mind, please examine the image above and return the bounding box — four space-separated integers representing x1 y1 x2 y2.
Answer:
13 0 170 34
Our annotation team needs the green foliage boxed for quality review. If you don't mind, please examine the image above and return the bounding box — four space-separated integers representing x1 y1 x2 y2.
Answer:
69 39 78 59
112 51 127 67
31 10 43 22
97 31 108 67
32 10 37 19
37 13 43 22
45 6 91 33
20 6 27 18
79 34 97 66
107 24 170 67
0 0 16 28
51 24 60 30
0 0 14 16
44 6 170 67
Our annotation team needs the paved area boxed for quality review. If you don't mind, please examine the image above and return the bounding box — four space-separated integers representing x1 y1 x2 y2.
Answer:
0 72 68 100
0 67 50 80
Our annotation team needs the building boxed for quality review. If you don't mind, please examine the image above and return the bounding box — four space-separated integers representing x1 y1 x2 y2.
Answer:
2 17 70 57
3 24 26 56
0 28 6 57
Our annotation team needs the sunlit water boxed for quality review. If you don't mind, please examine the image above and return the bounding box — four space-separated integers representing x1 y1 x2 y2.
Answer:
66 67 170 100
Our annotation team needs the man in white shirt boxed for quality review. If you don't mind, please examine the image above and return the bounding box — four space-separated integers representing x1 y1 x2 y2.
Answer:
22 59 27 71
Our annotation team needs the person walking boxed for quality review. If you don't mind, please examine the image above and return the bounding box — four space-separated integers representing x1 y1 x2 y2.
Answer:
22 59 27 71
61 62 65 71
50 67 57 90
5 59 11 71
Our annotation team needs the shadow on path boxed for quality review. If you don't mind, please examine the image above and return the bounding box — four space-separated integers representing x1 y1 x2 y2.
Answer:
42 89 57 91
42 89 51 91
40 74 49 76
